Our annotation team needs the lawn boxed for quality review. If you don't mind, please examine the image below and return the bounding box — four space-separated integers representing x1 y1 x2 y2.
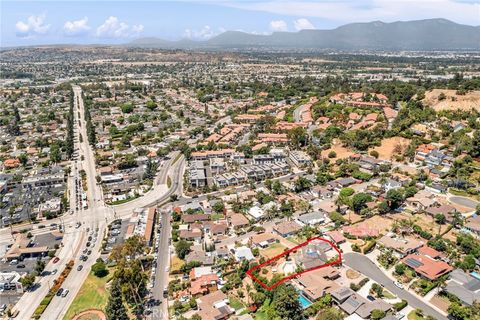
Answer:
407 310 429 320
210 213 225 221
170 256 185 273
229 297 245 310
260 243 286 259
63 269 114 320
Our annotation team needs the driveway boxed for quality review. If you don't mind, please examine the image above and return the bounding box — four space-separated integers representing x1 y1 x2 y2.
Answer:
343 252 448 320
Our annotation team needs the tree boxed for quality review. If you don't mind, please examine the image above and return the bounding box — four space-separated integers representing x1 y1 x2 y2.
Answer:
92 259 109 277
105 279 129 320
316 307 344 320
34 260 46 274
294 177 312 192
378 201 390 214
272 284 303 320
435 213 446 225
20 273 36 289
395 263 406 275
351 193 372 214
448 302 472 320
175 240 192 259
212 201 225 214
386 188 404 209
145 100 157 111
121 103 134 113
371 309 386 320
458 254 476 271
370 150 379 159
288 127 308 149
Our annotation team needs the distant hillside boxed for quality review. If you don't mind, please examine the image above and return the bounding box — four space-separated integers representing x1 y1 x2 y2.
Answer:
129 18 480 50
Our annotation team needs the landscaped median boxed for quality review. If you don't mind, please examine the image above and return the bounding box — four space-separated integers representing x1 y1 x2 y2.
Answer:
33 260 74 319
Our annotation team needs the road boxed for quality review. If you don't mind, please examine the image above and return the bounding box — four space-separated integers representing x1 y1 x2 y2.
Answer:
448 195 479 210
343 252 448 320
38 86 113 320
148 210 171 320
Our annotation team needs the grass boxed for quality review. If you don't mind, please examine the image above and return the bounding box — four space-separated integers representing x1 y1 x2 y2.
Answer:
63 269 114 320
407 310 428 320
383 289 396 299
229 297 245 310
167 176 172 188
108 195 139 205
260 243 286 259
172 153 182 165
210 213 225 220
170 256 185 273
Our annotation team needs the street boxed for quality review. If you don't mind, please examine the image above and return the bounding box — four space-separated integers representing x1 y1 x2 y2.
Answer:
343 252 448 320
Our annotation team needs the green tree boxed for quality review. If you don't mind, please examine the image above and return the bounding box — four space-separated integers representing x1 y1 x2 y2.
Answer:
351 193 372 214
272 284 303 320
316 307 344 320
395 263 406 275
435 214 446 225
121 103 134 113
175 240 192 259
386 188 404 209
92 259 109 277
20 273 36 289
105 279 129 320
448 302 472 320
212 201 225 214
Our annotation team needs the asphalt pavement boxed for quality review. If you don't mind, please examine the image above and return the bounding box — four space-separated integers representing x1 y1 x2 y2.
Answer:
343 252 448 320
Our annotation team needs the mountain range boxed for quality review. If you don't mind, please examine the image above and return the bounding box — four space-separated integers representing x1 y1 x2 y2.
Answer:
128 18 480 51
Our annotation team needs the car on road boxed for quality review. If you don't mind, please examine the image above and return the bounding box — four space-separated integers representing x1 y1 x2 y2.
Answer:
51 269 57 275
52 257 60 263
56 288 64 296
77 265 83 271
61 289 69 297
394 281 404 289
16 264 26 269
86 242 91 247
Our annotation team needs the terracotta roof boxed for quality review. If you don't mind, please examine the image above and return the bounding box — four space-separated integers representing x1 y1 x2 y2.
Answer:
402 254 453 280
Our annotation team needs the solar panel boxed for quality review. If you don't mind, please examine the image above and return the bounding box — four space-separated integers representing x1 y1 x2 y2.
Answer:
405 258 423 268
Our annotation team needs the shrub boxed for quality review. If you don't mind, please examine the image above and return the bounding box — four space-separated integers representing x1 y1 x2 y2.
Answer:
393 300 408 311
363 240 377 254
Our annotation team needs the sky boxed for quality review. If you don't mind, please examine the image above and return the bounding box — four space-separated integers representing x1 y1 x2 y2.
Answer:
1 0 479 47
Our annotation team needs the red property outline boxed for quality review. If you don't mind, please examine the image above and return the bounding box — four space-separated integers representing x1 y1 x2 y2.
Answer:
246 236 342 291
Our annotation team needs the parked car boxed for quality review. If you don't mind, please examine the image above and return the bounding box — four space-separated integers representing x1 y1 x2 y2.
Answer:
16 264 26 269
77 265 83 271
61 289 69 297
394 281 404 289
56 288 64 296
52 257 60 263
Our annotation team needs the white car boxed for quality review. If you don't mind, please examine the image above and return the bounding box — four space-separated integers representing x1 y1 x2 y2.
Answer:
394 281 404 289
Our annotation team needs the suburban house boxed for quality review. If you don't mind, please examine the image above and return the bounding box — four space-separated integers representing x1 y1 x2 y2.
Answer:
401 253 453 281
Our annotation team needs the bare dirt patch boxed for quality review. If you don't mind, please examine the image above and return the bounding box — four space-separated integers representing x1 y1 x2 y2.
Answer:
430 294 451 313
321 139 355 160
369 137 411 161
362 215 394 234
422 89 480 111
346 269 360 279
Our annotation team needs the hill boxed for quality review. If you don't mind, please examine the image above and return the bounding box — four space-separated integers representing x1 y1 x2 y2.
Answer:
128 19 480 51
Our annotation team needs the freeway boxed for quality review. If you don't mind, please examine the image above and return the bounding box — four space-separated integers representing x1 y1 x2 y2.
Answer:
344 252 448 320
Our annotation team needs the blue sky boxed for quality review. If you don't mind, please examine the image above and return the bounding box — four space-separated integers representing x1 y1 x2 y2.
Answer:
1 0 479 47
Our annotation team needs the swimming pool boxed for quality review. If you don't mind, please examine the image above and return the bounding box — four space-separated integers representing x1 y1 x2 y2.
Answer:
298 292 313 308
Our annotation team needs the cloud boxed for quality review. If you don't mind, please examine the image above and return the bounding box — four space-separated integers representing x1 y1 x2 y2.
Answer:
294 18 315 30
223 0 480 27
183 25 224 40
95 16 144 38
15 14 50 38
269 20 288 32
64 17 90 36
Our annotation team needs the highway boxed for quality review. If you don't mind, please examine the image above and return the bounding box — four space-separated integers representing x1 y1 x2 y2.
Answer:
344 252 448 320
